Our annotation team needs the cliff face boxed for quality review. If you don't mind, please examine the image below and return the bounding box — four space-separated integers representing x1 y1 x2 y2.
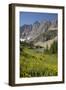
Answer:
20 20 58 48
20 24 32 38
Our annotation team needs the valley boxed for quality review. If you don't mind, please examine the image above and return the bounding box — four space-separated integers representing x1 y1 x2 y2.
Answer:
20 19 58 77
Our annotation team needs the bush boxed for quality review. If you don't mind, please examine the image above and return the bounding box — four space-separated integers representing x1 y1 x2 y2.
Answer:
50 41 57 54
44 45 49 54
44 41 57 54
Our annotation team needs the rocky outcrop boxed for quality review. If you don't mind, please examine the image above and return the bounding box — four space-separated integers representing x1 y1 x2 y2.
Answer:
20 19 58 47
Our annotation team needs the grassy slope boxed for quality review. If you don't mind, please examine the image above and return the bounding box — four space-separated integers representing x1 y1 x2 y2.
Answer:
20 46 58 77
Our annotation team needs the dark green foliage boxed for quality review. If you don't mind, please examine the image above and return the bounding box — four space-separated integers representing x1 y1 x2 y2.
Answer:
50 41 57 54
44 41 58 54
44 45 49 54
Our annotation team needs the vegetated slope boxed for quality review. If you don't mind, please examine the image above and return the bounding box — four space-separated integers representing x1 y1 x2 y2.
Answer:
34 36 57 49
20 43 58 77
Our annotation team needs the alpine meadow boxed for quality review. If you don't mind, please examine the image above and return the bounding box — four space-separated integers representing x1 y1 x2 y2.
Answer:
20 12 58 77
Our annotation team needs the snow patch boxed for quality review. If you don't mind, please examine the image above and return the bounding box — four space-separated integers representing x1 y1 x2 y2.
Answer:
20 38 26 42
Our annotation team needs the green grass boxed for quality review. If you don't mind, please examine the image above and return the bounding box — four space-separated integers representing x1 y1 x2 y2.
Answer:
20 44 58 77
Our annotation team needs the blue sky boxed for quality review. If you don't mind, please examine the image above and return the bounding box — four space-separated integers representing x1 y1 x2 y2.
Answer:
20 12 58 27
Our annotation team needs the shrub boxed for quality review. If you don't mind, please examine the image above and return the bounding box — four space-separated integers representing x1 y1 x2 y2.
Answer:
44 45 49 54
50 41 57 54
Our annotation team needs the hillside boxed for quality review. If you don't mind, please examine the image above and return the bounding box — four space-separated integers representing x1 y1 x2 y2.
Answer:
34 36 57 49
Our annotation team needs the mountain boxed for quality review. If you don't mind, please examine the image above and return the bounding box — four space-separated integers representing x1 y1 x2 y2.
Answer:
20 24 32 39
27 20 51 42
20 19 58 48
20 21 40 41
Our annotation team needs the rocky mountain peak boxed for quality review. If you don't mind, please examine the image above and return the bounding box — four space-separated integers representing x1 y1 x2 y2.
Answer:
20 20 58 43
